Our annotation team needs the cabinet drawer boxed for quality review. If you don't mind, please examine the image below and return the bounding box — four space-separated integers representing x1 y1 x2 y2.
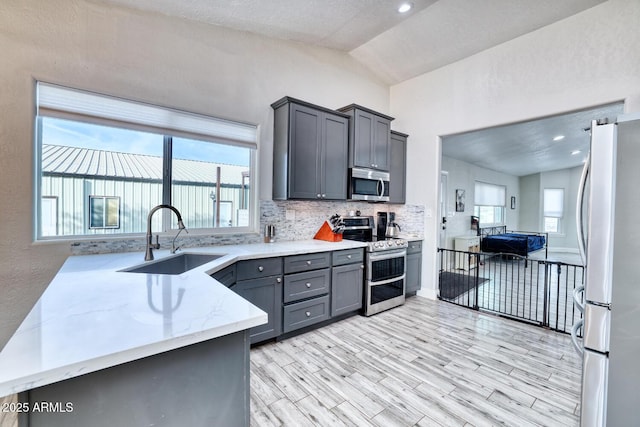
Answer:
236 257 283 281
211 264 237 287
283 295 330 333
407 241 422 254
332 248 364 266
284 252 331 274
284 268 330 303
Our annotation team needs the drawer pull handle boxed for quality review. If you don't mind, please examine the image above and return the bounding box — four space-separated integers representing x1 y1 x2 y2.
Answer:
306 282 311 288
258 266 264 272
305 311 311 317
306 260 312 266
347 255 352 259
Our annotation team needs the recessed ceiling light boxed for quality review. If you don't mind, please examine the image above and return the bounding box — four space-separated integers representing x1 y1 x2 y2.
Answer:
553 135 565 141
571 150 581 155
398 3 412 13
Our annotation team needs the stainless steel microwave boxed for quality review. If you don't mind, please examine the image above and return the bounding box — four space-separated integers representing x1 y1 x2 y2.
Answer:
348 168 390 202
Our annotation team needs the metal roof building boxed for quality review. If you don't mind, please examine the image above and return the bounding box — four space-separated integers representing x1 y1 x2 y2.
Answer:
40 145 250 236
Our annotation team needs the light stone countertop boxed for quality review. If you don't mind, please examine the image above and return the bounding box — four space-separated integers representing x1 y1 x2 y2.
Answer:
397 233 424 242
0 239 367 397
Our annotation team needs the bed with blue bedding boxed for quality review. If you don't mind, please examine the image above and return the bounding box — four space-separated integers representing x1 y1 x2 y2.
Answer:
479 226 548 258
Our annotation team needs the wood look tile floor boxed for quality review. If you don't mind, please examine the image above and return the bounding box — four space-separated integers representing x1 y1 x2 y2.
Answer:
250 297 582 427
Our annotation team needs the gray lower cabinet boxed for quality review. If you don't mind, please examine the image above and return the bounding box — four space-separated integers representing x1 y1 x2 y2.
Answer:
282 252 332 333
233 276 283 343
210 248 366 343
221 257 283 344
389 130 408 204
211 264 236 287
406 241 422 295
272 97 349 201
331 262 364 317
331 248 364 317
22 330 250 427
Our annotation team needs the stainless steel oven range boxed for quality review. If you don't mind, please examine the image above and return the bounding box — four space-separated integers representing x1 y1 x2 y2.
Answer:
342 216 408 316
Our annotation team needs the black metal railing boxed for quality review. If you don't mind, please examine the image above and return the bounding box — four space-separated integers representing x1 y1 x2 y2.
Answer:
438 248 585 334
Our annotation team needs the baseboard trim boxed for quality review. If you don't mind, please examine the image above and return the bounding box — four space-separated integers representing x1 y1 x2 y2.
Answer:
548 247 579 254
416 288 438 300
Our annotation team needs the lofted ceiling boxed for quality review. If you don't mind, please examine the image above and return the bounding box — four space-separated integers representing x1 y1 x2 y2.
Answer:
97 0 606 85
94 0 613 176
441 102 625 177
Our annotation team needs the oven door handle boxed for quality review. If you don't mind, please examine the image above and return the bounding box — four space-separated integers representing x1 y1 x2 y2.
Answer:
368 274 406 286
368 249 407 261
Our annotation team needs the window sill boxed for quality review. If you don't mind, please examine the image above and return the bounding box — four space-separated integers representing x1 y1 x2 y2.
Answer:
34 228 260 245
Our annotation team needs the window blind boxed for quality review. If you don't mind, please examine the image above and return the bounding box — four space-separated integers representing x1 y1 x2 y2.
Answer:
544 188 564 218
37 82 258 149
474 182 506 206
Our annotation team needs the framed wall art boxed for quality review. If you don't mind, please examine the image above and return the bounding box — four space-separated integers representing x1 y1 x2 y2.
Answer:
455 189 465 212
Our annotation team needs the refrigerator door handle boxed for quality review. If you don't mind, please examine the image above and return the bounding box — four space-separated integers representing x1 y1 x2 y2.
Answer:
571 318 584 356
576 152 590 266
573 285 585 313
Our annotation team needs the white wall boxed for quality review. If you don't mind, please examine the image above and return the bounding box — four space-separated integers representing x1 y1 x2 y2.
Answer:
540 167 584 250
441 156 519 247
0 0 389 348
519 166 583 251
391 0 640 299
519 174 541 232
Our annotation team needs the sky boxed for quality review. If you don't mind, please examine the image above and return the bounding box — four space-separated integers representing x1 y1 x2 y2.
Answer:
42 117 250 166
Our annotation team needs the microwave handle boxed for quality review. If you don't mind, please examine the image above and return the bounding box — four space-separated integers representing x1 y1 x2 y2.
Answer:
378 178 385 198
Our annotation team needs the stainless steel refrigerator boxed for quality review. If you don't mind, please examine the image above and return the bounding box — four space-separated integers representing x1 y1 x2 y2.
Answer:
572 113 640 426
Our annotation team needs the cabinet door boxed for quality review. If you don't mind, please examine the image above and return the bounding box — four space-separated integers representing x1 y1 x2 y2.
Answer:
289 103 322 199
352 109 374 168
211 264 237 287
372 116 391 171
406 251 422 294
388 131 407 204
233 276 282 344
321 112 349 200
331 263 364 317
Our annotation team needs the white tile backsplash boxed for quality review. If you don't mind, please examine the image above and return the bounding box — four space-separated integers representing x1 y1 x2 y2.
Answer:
70 200 425 255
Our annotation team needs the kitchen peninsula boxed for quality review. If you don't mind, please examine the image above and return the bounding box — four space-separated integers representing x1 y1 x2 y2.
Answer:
0 239 366 427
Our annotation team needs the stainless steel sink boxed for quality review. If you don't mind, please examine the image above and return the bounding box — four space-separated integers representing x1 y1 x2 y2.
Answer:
121 253 224 275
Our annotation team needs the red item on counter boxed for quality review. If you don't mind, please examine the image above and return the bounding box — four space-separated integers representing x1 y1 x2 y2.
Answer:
313 221 343 242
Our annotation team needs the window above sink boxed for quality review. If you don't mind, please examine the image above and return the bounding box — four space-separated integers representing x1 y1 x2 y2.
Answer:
34 82 258 241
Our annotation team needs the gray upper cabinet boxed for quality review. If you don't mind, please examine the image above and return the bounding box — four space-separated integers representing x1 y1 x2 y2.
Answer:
389 130 408 204
272 97 349 200
338 104 394 172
